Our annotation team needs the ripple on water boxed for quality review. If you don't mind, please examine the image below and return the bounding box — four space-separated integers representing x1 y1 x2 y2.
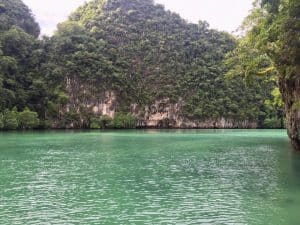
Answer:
0 130 299 225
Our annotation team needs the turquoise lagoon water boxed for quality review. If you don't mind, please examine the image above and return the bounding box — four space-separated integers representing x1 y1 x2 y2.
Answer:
0 129 299 224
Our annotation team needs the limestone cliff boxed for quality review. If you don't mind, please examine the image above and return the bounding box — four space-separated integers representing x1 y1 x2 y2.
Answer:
280 76 300 150
61 82 258 128
65 77 116 119
132 98 258 129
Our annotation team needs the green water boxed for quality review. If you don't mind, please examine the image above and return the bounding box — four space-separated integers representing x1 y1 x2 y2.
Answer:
0 130 300 224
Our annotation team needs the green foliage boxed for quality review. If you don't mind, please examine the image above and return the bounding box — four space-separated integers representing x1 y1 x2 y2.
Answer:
64 110 80 127
112 113 136 129
0 0 40 37
90 117 101 129
39 119 52 129
0 107 40 130
261 87 284 128
225 0 300 134
226 0 300 82
263 117 282 129
18 107 39 129
3 107 18 129
0 113 3 129
43 0 278 124
90 115 133 129
0 0 286 129
0 0 47 123
89 114 135 129
0 26 41 111
225 40 277 84
100 115 113 128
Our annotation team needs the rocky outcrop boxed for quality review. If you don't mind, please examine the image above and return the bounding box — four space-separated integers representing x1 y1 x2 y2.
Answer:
279 75 300 150
65 77 117 118
62 82 259 129
133 98 258 129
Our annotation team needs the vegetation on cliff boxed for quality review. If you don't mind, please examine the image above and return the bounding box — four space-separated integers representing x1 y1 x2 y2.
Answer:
0 0 283 129
42 0 280 128
0 107 39 129
0 0 44 123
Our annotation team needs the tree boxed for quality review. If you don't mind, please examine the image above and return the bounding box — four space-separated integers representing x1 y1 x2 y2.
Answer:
0 0 40 37
0 0 283 130
90 117 101 129
43 0 278 128
226 0 300 150
100 115 113 128
3 107 18 129
18 107 39 129
112 113 136 129
0 113 4 129
0 0 45 125
0 27 41 110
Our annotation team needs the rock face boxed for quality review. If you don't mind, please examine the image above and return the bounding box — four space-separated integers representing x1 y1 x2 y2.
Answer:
63 85 258 129
133 98 258 129
65 77 116 118
280 76 300 150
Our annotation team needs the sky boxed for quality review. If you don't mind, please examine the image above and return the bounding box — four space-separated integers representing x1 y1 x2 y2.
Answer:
23 0 254 36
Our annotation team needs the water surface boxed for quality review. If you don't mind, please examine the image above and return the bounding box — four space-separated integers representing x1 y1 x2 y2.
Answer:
0 129 300 224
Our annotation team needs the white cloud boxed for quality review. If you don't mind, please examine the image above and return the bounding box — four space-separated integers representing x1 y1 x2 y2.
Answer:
23 0 253 36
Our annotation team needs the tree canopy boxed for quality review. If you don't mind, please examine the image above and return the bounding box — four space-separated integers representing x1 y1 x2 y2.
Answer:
0 0 284 129
41 0 279 128
0 0 44 117
0 0 40 37
225 0 300 149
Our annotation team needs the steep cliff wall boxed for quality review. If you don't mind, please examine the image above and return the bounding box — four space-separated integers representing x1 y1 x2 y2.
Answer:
280 76 300 150
62 83 258 128
133 98 258 128
65 77 116 118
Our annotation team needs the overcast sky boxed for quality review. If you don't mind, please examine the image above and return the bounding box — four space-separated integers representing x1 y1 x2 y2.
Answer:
23 0 254 36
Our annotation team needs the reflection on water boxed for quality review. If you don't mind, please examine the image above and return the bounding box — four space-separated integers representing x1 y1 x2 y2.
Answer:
0 130 299 224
